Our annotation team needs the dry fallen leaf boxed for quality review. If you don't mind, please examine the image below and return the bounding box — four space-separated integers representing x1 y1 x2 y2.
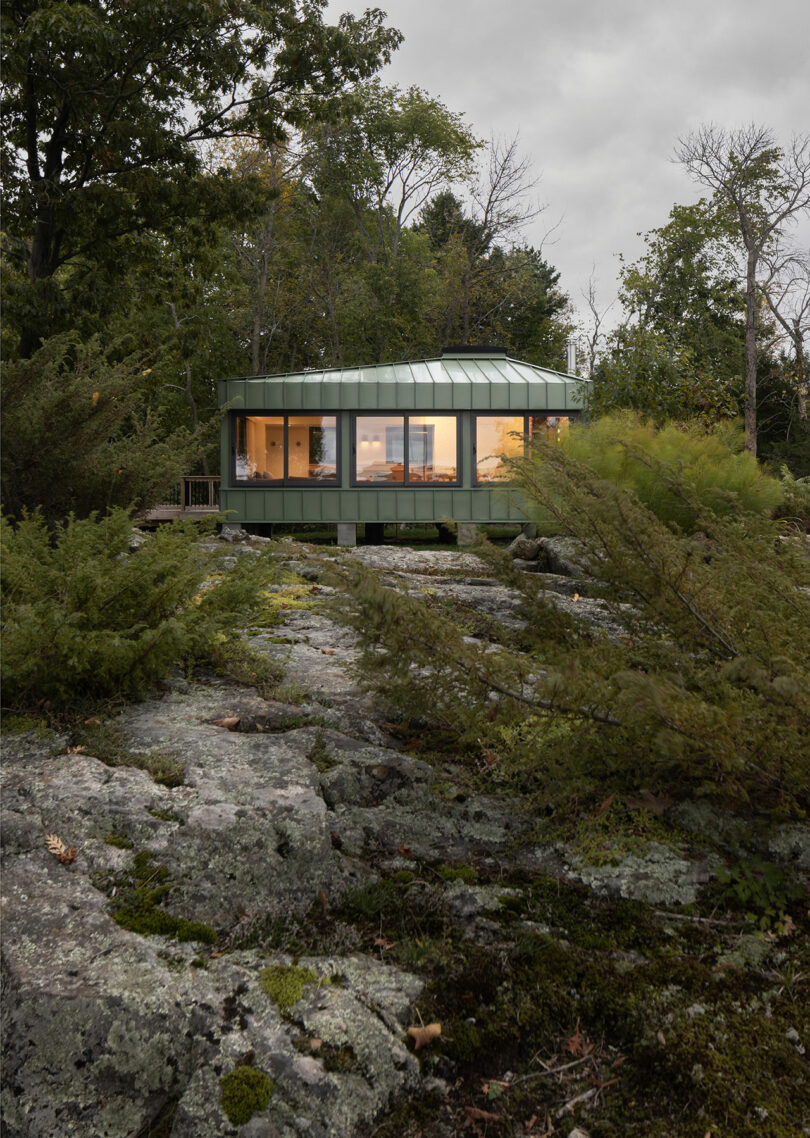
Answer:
212 717 240 731
565 1018 594 1057
84 717 100 725
373 936 397 950
45 834 77 866
594 793 615 817
320 648 336 656
464 1106 501 1122
397 843 413 859
67 745 87 754
407 1022 442 1051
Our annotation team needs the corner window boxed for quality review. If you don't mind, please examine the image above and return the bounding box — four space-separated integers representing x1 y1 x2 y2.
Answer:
529 415 570 445
234 414 338 484
353 414 458 484
475 414 572 483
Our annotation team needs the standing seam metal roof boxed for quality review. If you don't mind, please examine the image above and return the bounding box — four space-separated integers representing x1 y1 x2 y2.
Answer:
226 354 584 388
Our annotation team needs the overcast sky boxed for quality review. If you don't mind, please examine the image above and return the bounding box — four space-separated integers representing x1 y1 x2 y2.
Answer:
327 0 810 332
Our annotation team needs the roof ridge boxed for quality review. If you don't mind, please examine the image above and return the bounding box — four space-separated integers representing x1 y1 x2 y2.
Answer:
226 354 583 383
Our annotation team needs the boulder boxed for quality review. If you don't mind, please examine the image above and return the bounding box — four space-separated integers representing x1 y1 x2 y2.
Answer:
537 536 592 577
506 534 543 561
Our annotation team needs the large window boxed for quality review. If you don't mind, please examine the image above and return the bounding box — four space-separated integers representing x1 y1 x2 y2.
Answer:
474 416 525 482
354 414 458 484
475 414 571 482
234 415 338 483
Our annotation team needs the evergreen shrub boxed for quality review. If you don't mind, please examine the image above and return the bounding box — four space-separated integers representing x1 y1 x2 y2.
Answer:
0 509 271 708
332 437 810 813
0 333 197 523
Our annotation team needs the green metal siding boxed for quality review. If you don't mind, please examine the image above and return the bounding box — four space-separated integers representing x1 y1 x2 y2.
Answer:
219 482 529 525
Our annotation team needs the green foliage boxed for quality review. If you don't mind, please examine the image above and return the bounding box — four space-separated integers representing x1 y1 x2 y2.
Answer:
591 324 743 424
775 464 810 529
0 508 273 709
561 412 784 531
331 436 810 813
2 0 401 353
0 334 197 522
219 1066 274 1125
438 864 478 884
106 851 217 944
74 720 187 787
307 729 336 772
259 964 319 1011
715 858 805 929
341 881 401 921
590 201 746 425
104 834 134 850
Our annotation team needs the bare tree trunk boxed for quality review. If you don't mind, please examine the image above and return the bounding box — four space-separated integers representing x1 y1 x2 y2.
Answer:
251 247 268 376
676 125 810 458
796 335 808 421
744 250 759 455
168 302 209 475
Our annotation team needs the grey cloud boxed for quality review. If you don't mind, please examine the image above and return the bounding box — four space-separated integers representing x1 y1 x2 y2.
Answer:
327 0 810 328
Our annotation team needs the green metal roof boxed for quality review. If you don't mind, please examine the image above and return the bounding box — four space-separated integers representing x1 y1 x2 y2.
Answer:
220 351 587 413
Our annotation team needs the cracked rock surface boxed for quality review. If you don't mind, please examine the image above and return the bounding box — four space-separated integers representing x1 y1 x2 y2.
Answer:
3 542 801 1136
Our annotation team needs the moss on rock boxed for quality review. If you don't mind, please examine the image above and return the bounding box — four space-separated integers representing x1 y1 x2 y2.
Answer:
260 963 319 1011
219 1065 274 1125
105 850 217 944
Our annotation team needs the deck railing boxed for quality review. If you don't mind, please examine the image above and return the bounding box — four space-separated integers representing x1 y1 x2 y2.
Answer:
143 476 220 520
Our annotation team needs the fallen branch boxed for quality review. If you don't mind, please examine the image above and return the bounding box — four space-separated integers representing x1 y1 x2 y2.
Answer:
510 1055 594 1084
554 1086 598 1117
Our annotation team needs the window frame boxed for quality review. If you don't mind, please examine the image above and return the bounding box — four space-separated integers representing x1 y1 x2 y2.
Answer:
230 411 342 487
350 412 463 487
472 412 579 486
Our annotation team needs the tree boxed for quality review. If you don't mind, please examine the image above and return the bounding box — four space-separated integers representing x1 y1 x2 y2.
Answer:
759 246 810 423
416 141 569 361
589 201 747 423
1 0 402 355
301 79 480 264
578 268 615 378
676 126 810 454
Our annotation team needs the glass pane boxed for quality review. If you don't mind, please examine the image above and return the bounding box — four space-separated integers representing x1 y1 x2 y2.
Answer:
409 415 457 482
236 416 283 480
355 416 405 482
288 416 337 481
475 416 524 482
530 415 570 445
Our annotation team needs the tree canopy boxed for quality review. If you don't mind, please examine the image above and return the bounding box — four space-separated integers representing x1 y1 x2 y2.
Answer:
1 0 402 354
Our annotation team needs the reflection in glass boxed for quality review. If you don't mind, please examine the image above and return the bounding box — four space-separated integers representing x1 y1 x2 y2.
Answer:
529 416 570 445
236 415 284 481
408 416 457 482
234 415 337 482
288 416 337 480
475 416 524 482
355 416 405 482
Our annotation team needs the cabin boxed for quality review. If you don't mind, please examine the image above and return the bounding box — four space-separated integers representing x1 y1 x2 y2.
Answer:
217 346 587 544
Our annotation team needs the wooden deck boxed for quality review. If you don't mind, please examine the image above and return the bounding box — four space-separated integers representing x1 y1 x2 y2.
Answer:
141 476 221 522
